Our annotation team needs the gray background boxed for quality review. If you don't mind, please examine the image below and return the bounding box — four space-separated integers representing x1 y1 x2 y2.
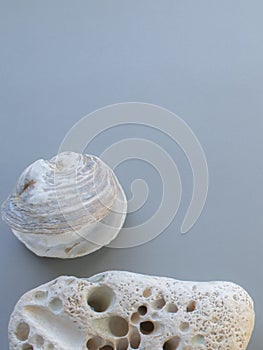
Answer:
0 1 262 349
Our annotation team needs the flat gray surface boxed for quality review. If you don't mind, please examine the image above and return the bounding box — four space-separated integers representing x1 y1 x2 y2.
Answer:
0 1 262 349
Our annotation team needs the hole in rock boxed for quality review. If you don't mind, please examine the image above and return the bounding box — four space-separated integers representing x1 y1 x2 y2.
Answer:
179 322 189 332
129 327 141 349
138 305 147 315
131 312 140 324
186 301 196 312
49 297 63 313
87 285 115 312
87 336 103 350
163 336 180 350
100 346 114 350
140 321 155 335
116 338 129 350
143 288 152 298
152 297 166 309
191 334 205 345
24 304 84 349
15 322 30 341
31 334 44 346
109 316 129 337
22 344 33 350
34 291 48 301
166 303 178 313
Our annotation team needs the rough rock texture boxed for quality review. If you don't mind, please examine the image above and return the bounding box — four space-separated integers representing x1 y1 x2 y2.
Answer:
9 271 254 350
1 152 127 258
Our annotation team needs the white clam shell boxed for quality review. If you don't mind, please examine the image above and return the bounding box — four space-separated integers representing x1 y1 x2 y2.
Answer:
8 271 255 350
1 152 127 258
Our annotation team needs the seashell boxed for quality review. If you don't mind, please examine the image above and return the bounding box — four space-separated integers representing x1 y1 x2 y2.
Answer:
1 152 127 258
9 271 254 350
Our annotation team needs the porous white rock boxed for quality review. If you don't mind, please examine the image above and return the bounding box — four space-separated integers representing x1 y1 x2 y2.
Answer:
1 152 127 258
9 271 254 350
